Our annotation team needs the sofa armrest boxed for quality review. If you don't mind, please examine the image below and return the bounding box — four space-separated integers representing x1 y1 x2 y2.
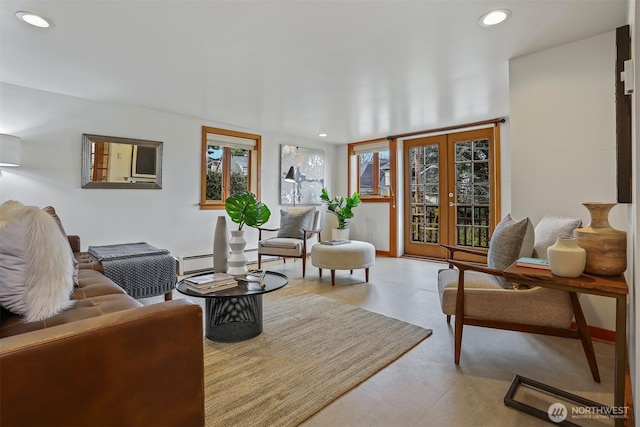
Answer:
0 299 205 427
68 235 81 253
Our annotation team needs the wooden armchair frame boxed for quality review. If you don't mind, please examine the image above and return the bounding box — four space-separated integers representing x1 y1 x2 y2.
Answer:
441 244 600 382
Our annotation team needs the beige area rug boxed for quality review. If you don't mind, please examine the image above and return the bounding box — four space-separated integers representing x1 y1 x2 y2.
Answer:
202 286 432 427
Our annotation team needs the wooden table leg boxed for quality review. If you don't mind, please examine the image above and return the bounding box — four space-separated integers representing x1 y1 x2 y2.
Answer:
614 295 627 426
319 268 322 277
331 270 335 286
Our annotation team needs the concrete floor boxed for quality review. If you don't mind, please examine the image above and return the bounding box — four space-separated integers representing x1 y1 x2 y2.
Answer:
144 256 618 427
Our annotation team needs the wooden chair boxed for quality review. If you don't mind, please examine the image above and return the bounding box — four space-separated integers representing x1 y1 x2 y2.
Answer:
437 214 600 382
257 207 321 277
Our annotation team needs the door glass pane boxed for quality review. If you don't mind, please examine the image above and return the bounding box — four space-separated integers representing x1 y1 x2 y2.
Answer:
454 138 490 248
409 145 439 244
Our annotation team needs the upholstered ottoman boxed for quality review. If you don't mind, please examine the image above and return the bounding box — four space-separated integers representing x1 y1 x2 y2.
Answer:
311 240 375 285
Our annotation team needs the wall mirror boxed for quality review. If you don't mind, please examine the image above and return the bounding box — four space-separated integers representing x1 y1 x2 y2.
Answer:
81 134 163 189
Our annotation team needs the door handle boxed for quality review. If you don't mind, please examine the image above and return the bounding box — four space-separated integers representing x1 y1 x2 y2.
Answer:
449 202 456 207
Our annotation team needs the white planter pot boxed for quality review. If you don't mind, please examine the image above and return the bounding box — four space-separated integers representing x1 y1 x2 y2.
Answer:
547 237 586 278
227 230 248 275
331 228 350 240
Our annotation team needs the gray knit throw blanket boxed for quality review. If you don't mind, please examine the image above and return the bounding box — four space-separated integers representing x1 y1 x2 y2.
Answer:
88 242 176 299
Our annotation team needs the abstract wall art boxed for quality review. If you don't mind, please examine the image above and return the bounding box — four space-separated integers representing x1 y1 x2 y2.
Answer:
280 145 324 205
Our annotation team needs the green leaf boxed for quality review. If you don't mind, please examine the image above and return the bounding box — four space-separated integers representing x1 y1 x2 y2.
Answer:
319 188 361 229
225 191 271 230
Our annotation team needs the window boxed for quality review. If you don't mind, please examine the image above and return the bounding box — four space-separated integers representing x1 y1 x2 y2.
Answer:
350 140 392 200
200 126 261 209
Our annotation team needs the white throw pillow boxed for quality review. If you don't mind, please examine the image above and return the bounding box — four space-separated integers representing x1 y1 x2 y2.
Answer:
42 206 79 287
533 215 582 258
0 201 74 322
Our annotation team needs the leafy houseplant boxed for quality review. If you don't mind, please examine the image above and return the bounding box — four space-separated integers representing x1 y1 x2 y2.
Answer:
224 191 271 275
225 191 271 230
320 188 361 230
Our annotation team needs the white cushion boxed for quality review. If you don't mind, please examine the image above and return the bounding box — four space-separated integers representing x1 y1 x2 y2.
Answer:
42 206 79 286
437 268 573 328
311 241 375 270
260 238 303 250
0 201 74 322
533 215 582 258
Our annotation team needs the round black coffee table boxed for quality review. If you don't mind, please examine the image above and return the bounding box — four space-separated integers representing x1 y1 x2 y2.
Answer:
176 271 288 342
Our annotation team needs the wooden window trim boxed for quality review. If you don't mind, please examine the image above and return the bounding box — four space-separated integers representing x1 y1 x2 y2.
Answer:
200 126 261 210
349 138 393 202
348 138 398 256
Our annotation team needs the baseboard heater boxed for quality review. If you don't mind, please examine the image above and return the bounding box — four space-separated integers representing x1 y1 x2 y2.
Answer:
178 249 265 275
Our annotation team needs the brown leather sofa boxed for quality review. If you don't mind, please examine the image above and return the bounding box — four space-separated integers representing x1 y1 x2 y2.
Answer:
0 236 205 427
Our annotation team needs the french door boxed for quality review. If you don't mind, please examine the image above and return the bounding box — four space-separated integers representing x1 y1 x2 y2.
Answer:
403 127 500 259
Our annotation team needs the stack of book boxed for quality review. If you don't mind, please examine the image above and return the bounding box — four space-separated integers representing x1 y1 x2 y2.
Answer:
515 257 550 270
320 239 351 246
185 273 238 294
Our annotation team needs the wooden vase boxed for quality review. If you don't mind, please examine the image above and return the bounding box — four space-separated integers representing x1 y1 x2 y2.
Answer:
573 202 626 276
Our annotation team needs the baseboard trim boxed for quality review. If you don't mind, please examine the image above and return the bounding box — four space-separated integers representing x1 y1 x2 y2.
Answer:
570 322 616 343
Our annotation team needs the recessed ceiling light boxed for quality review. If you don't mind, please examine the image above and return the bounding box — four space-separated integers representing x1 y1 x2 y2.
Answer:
318 133 327 137
479 9 511 27
16 11 54 28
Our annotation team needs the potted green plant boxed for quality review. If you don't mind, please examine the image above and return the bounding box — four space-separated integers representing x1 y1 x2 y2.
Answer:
224 191 271 275
320 188 361 239
225 191 271 230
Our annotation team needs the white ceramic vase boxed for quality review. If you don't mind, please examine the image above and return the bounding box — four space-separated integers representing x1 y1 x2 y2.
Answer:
227 230 248 276
331 228 350 240
547 237 586 278
213 216 229 273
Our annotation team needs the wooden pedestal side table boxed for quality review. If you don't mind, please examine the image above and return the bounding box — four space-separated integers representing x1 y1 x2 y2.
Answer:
503 263 629 427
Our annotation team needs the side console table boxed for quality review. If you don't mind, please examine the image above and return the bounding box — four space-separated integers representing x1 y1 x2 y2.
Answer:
503 263 628 427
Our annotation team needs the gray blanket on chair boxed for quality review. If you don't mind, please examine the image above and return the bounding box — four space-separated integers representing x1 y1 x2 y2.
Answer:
88 242 176 299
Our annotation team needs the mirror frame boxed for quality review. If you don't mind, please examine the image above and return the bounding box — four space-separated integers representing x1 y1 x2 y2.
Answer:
81 134 163 189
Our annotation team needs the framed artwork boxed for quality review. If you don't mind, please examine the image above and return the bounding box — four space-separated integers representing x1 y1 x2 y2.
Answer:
280 145 324 205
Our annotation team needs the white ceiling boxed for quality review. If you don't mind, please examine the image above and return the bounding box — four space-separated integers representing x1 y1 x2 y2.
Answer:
0 0 629 144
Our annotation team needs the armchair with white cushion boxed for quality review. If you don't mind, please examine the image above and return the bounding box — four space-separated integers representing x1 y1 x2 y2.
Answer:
257 207 321 277
437 214 600 382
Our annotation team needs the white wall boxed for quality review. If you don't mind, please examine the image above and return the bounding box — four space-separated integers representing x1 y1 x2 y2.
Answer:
350 203 390 251
629 0 638 414
0 83 338 259
510 31 624 330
